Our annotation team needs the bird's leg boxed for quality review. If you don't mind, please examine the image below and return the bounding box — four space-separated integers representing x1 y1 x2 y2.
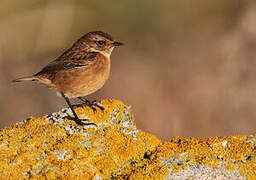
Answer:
77 97 104 111
61 92 96 126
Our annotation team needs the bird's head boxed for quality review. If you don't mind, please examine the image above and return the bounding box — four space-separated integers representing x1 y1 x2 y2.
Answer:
76 31 123 58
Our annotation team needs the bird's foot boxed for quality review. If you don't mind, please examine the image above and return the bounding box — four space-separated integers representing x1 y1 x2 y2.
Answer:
78 98 105 111
68 116 97 126
90 100 105 111
61 93 97 126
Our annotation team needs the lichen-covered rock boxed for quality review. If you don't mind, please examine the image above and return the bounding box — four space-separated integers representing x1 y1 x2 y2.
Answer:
0 99 255 179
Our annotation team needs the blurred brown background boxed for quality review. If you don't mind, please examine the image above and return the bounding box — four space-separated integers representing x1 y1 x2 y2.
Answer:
1 0 256 140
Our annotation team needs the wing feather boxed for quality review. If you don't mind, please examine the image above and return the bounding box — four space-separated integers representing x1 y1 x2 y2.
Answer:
34 52 98 76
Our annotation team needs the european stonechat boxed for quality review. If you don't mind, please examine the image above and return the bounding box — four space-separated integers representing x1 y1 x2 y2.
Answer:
13 31 123 125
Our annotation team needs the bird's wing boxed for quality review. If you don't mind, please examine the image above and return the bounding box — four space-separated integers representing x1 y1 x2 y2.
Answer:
34 52 98 76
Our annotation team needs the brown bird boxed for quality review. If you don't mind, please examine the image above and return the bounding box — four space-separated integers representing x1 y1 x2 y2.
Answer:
13 31 123 125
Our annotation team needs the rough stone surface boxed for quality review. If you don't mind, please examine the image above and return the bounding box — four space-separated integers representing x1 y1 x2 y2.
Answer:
0 99 255 179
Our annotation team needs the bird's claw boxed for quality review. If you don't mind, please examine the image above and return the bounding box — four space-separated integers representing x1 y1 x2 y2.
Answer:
68 116 97 126
92 101 105 111
78 98 105 111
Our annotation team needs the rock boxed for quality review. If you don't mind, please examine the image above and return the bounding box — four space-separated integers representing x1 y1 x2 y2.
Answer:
0 99 255 179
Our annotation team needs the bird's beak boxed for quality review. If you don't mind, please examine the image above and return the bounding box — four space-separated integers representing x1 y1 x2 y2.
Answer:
112 41 124 46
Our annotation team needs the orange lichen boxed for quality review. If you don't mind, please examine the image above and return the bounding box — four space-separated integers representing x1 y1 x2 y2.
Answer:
156 135 256 179
0 99 255 179
0 99 168 179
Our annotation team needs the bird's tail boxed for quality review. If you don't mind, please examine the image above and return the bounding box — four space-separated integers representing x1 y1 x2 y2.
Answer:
12 76 37 83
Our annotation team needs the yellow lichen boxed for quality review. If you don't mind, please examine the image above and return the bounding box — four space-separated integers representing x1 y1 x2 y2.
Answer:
156 134 256 179
0 99 255 179
0 99 168 179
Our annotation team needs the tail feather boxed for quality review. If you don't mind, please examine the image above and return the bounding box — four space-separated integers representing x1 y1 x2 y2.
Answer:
12 76 36 83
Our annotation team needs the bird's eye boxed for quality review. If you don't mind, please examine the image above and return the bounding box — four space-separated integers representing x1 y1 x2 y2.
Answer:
96 40 105 46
